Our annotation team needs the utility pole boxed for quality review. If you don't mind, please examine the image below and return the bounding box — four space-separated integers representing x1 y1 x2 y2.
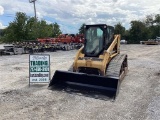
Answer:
29 0 37 20
29 0 38 39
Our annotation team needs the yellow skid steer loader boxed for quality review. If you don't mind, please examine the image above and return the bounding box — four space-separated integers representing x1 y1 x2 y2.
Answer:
49 24 128 98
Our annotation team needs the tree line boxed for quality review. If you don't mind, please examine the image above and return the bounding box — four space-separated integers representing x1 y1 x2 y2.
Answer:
0 12 62 43
0 12 159 44
79 14 160 44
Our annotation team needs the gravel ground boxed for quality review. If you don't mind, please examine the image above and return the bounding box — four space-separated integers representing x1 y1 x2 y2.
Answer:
0 45 160 120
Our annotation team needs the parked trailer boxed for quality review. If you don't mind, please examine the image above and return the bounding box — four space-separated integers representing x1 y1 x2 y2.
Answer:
140 37 160 45
37 34 84 51
140 40 158 45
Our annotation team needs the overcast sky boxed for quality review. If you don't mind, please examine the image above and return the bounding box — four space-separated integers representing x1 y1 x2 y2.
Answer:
0 0 160 33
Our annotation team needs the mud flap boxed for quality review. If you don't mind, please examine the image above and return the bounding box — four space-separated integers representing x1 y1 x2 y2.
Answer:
49 70 120 98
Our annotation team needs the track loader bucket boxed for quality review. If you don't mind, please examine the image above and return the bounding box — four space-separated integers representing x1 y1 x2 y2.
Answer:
49 70 120 98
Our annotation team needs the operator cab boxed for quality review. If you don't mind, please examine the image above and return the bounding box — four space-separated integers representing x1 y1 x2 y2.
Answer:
84 24 114 57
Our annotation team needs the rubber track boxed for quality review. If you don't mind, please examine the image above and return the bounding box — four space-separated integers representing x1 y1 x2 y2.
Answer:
106 54 127 78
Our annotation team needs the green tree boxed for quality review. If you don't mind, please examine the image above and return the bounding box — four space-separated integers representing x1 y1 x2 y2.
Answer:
3 12 28 43
145 14 154 27
25 17 37 40
3 22 18 43
2 12 63 42
78 23 85 34
123 30 130 42
129 21 148 43
0 29 5 37
154 14 160 36
144 14 160 38
0 29 5 42
52 22 62 37
114 22 125 39
37 20 53 38
154 14 160 25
